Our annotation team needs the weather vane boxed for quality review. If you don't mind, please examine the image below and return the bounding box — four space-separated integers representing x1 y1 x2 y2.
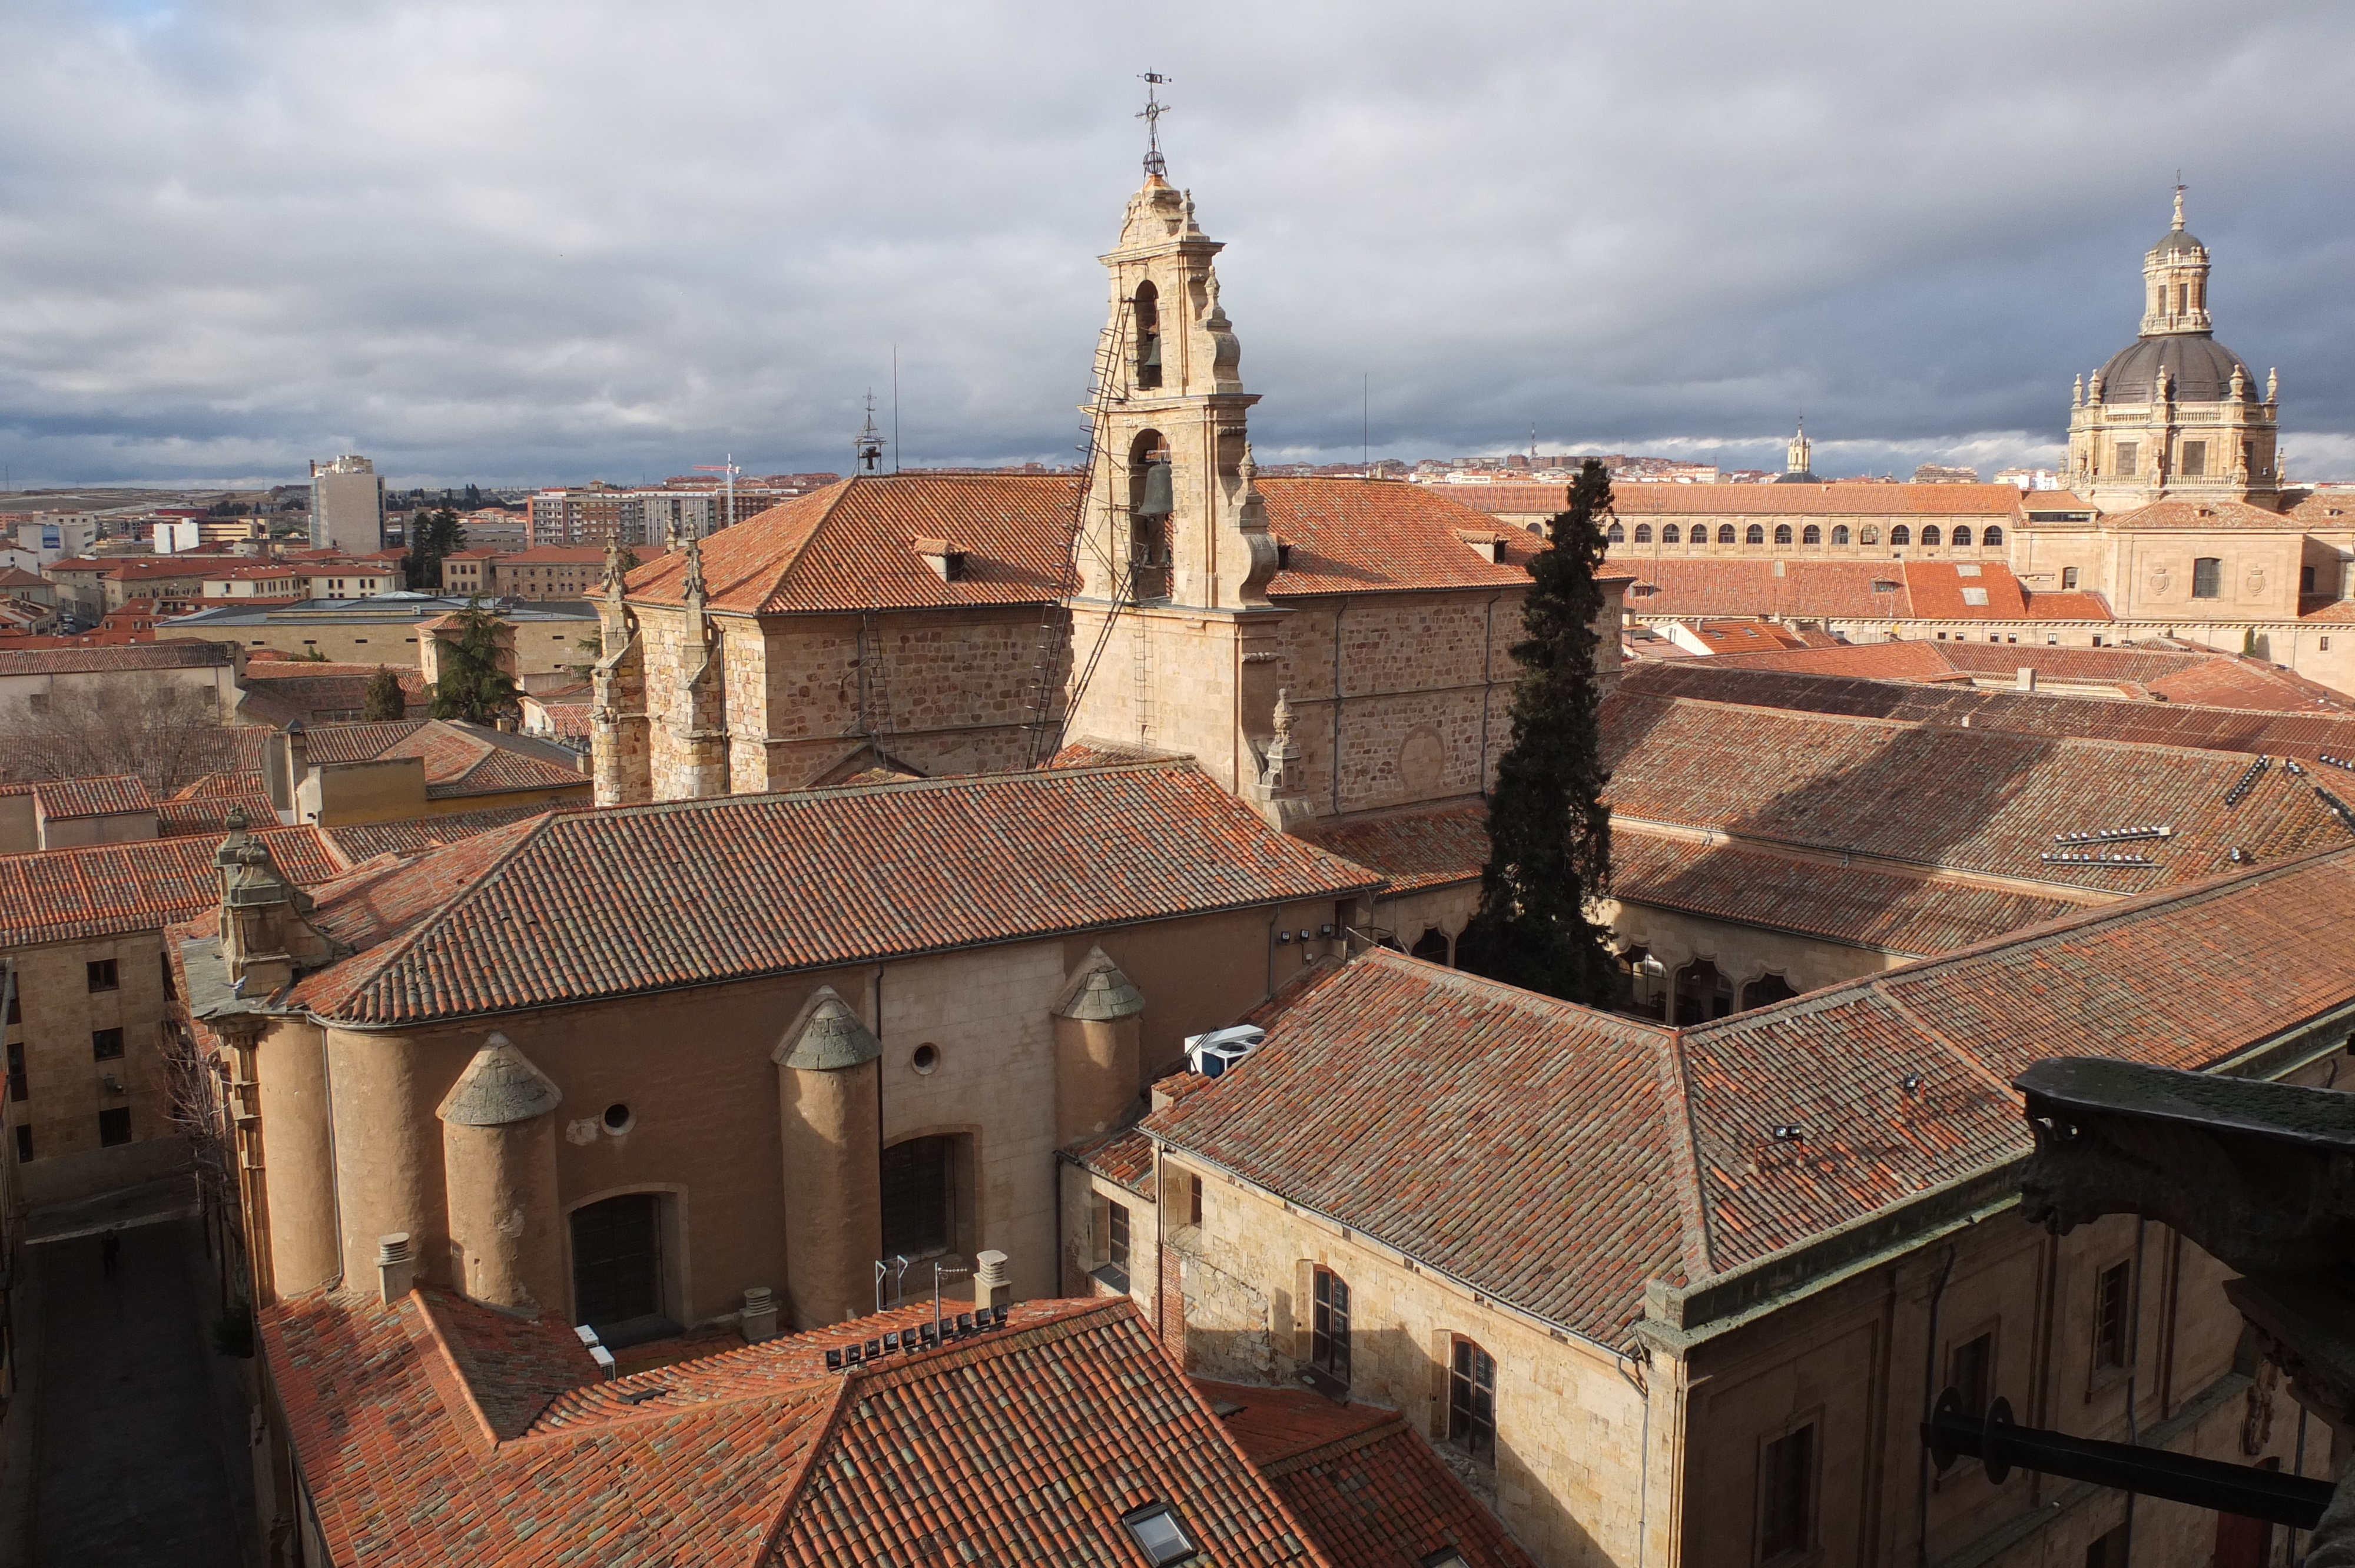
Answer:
1138 72 1172 179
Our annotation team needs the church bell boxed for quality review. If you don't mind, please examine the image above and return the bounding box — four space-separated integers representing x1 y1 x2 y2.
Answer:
1138 459 1174 518
1139 331 1162 375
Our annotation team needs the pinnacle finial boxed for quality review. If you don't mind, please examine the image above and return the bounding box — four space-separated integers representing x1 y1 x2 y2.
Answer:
1137 72 1172 180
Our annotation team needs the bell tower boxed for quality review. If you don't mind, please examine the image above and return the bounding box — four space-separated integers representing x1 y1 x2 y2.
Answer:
1062 82 1302 825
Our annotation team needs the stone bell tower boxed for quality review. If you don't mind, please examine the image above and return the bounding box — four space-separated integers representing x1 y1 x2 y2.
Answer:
1062 107 1303 822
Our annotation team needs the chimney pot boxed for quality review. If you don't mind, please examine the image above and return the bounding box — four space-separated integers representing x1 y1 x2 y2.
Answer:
2016 666 2036 692
376 1232 417 1304
741 1285 780 1343
974 1248 1013 1311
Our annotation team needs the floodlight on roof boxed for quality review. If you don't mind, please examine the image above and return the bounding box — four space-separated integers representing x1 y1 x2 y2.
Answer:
2319 754 2355 773
2224 756 2270 807
826 1348 844 1371
1771 1124 1805 1142
2051 825 2171 845
2314 786 2355 836
2040 851 2158 866
1121 1503 1198 1567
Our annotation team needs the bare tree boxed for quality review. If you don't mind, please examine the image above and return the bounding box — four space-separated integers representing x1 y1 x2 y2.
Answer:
0 673 227 790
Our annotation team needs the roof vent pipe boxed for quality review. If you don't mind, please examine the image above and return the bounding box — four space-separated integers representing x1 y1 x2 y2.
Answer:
376 1233 417 1304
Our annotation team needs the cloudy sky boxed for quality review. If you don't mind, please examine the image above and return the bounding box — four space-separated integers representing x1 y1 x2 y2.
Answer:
3 0 2352 489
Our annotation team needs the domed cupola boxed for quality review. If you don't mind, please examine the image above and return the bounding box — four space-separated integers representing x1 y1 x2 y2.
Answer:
2064 188 2281 514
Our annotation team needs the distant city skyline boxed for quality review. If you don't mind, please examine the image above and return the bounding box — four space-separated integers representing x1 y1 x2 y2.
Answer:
0 0 2350 489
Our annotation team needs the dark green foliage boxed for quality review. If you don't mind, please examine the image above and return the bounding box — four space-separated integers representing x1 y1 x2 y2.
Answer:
404 507 467 592
361 666 407 722
1454 459 1618 1005
428 598 520 725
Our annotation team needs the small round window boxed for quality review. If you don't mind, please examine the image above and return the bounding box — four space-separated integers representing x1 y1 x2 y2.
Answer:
601 1103 634 1134
911 1044 941 1076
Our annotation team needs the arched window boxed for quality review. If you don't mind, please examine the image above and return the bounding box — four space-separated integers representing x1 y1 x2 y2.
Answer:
1606 521 1625 543
1740 972 1799 1011
1311 1267 1351 1387
1859 526 1878 545
1448 1337 1498 1464
1617 945 1665 1020
1133 281 1162 390
1634 523 1653 543
1745 524 1766 544
1801 524 1820 544
1673 960 1734 1024
1951 526 1972 546
1983 525 2003 546
1410 927 1451 966
1774 524 1794 545
570 1193 672 1344
1921 525 1942 546
1832 525 1850 545
1889 526 1911 546
1717 524 1737 544
1661 524 1680 544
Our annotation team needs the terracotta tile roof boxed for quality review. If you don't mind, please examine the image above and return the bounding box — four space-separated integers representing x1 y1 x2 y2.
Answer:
321 802 569 862
1298 802 1490 893
1610 827 2082 956
2092 499 2305 530
1154 849 2355 1327
1619 559 2105 624
0 826 339 948
2021 589 2117 620
1619 662 2355 765
0 567 48 589
1068 1125 1156 1194
285 763 1381 1025
263 1290 1333 1568
0 641 231 676
2297 596 2355 624
1673 618 1825 654
297 719 586 799
34 773 155 820
1707 640 1969 682
1199 1381 1538 1568
625 474 1080 614
1259 479 1541 596
157 773 281 837
1601 690 2354 893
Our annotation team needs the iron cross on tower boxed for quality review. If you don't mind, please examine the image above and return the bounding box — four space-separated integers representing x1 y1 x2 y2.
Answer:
1137 72 1172 179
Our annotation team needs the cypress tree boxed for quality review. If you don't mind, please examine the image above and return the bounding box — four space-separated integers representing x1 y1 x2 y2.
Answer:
1454 458 1618 1005
361 666 407 721
428 598 521 725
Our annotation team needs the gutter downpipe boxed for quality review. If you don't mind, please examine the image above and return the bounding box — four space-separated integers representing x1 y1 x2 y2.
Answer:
1918 1245 1957 1568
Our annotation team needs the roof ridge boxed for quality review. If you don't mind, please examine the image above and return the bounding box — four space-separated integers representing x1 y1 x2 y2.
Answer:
751 476 857 607
1253 1411 1413 1477
408 1291 506 1453
751 1375 860 1566
1357 948 1677 1037
1871 986 2021 1105
1650 1026 1720 1281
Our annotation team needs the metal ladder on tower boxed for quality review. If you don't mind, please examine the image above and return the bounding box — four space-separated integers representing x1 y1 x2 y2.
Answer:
1021 294 1141 768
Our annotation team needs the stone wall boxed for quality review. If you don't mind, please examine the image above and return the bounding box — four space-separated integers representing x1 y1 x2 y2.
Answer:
4 931 177 1201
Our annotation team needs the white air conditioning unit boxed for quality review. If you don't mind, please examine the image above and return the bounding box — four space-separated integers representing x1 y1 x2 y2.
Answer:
1183 1025 1265 1079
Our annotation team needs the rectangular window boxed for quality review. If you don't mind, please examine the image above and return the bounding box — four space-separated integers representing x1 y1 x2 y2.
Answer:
159 951 175 998
13 1125 29 1162
92 1028 124 1061
98 1107 130 1146
1189 1174 1203 1227
2193 557 2223 599
5 987 18 1024
6 1042 24 1104
2086 1525 2128 1568
2062 567 2078 589
1311 1267 1351 1385
1108 1200 1130 1270
2303 566 2317 595
1447 1337 1497 1463
86 959 118 994
1950 1332 1994 1419
2181 440 2206 477
1760 1424 1815 1560
2115 442 2138 477
2094 1262 2131 1370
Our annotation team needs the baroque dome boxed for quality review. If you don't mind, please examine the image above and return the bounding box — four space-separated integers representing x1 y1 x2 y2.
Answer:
2096 333 2251 404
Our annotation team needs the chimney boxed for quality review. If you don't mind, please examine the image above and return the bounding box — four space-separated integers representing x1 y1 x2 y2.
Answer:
974 1249 1012 1313
376 1233 417 1304
2016 667 2036 692
741 1285 780 1343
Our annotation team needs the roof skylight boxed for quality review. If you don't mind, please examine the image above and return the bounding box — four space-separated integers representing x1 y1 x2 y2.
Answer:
1122 1502 1198 1566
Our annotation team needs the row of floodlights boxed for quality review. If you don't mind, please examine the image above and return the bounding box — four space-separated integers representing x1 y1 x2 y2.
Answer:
2052 826 2171 845
2224 756 2270 806
2042 851 2158 866
2320 755 2355 773
825 1305 1011 1371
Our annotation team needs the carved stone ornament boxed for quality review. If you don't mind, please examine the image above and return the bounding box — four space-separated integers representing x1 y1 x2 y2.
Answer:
2149 566 2170 593
2246 567 2266 594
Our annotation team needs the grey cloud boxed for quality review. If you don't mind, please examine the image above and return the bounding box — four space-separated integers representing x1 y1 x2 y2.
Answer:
0 0 2350 487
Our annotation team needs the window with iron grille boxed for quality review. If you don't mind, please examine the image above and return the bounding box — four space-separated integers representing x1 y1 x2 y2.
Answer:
1311 1268 1351 1384
92 1028 125 1061
2094 1262 2131 1370
86 959 118 994
1950 1332 1994 1420
6 1042 25 1104
2193 557 2222 599
1759 1424 1814 1560
1447 1337 1497 1463
98 1108 130 1147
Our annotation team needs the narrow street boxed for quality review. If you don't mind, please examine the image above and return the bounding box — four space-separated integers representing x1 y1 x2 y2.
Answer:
1 1211 258 1567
